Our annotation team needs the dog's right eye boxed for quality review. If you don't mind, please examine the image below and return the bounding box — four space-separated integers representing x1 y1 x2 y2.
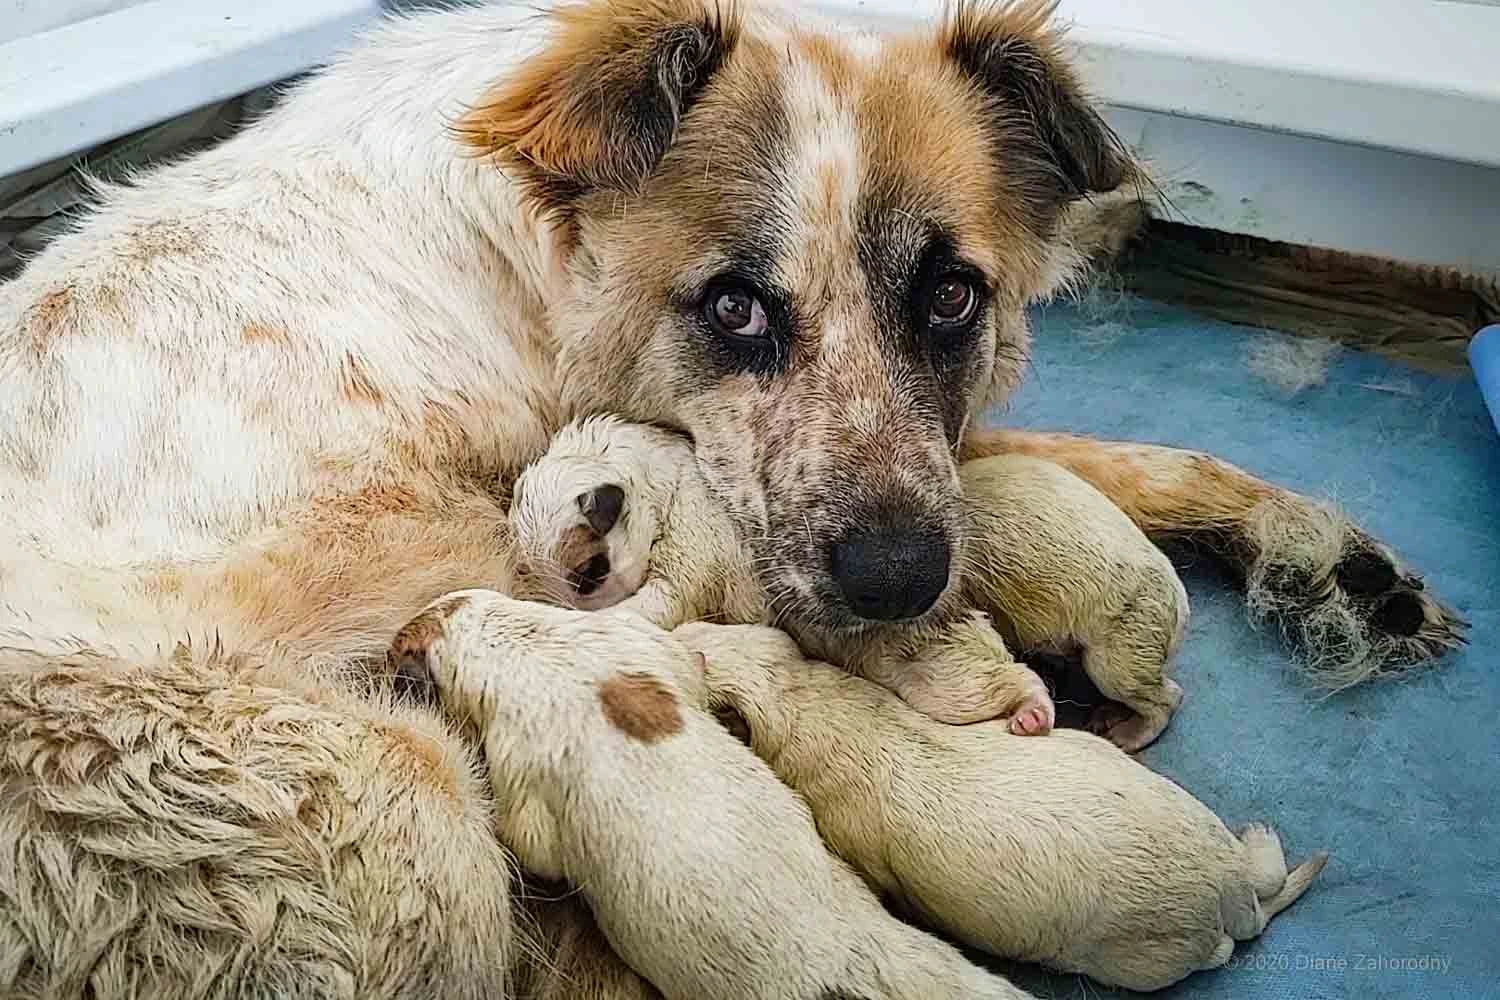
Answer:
703 283 769 339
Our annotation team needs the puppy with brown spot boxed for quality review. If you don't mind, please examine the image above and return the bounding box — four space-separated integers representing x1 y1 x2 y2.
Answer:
961 453 1190 750
509 414 1053 734
390 590 1039 1000
676 621 1329 994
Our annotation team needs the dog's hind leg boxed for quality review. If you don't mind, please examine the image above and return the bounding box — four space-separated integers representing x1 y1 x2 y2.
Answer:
960 429 1467 687
0 644 520 1000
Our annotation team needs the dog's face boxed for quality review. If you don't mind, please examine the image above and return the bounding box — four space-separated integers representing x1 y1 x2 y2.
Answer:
462 0 1130 641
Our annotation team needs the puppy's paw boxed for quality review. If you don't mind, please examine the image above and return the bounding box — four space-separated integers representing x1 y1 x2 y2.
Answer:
1087 678 1181 753
1243 498 1468 688
1007 689 1056 736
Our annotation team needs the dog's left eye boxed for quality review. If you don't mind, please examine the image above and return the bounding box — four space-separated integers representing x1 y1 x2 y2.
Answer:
927 276 978 327
704 284 769 339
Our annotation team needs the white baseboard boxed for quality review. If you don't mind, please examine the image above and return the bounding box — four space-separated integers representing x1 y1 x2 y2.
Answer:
0 0 381 178
2 0 1495 277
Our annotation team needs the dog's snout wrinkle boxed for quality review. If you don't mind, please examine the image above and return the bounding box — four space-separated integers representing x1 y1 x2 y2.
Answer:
828 513 950 622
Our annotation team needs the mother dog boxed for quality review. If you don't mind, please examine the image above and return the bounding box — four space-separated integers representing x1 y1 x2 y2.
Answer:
0 0 1464 996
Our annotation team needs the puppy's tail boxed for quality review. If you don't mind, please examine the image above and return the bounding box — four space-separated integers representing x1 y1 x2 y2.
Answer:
1262 852 1329 921
1224 823 1328 938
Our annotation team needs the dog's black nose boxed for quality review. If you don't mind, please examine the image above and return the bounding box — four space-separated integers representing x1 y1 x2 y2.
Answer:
577 484 625 535
829 517 950 622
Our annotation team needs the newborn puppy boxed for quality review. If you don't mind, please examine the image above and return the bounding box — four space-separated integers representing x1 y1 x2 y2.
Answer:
676 622 1328 994
509 415 1053 734
388 591 1039 1000
961 454 1190 750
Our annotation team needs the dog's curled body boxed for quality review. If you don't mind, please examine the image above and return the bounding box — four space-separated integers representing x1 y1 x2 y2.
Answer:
510 414 1055 734
676 622 1328 993
392 591 1037 1000
961 454 1190 750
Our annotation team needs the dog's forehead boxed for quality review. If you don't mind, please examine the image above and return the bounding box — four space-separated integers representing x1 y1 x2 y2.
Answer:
646 21 1007 289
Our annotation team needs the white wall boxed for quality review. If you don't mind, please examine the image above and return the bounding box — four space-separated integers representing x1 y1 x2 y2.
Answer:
0 0 148 44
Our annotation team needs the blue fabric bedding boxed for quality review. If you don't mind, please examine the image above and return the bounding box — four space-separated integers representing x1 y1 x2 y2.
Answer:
983 297 1499 1000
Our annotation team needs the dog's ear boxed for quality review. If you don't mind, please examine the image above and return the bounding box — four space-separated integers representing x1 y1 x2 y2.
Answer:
455 0 739 215
938 1 1134 225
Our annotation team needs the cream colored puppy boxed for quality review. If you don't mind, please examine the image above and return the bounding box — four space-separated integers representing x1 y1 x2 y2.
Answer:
388 590 1039 1000
509 414 1054 735
675 621 1328 994
961 454 1190 750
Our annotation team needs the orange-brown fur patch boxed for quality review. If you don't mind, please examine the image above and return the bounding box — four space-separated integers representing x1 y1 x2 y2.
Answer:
387 595 472 666
792 29 857 96
25 286 75 354
597 671 683 743
454 0 742 209
371 720 460 805
960 428 1276 534
141 570 184 598
243 322 291 345
341 353 385 404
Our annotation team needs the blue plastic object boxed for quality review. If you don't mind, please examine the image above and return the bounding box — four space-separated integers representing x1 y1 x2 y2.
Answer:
1470 324 1500 438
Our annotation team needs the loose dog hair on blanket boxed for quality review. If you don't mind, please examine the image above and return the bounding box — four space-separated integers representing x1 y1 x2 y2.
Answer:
0 0 1462 994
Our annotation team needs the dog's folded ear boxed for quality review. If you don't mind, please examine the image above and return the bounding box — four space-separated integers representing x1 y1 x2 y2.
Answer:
939 0 1135 224
456 0 740 215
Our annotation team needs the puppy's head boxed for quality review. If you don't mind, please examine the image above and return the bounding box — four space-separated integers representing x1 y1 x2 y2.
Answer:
462 0 1133 642
509 415 667 610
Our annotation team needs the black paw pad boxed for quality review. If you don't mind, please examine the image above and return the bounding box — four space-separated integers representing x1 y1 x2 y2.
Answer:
1336 549 1399 597
1373 592 1426 637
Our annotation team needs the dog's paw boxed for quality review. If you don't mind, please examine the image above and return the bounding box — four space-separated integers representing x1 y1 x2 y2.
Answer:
1243 498 1468 688
1007 687 1056 736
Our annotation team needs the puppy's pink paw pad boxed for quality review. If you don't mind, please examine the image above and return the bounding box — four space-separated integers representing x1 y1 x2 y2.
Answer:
1008 694 1055 736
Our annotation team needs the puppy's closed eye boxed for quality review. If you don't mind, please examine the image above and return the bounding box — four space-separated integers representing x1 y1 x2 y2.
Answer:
578 483 626 535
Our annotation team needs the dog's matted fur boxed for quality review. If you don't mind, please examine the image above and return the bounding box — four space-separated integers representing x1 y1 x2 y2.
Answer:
0 0 1465 995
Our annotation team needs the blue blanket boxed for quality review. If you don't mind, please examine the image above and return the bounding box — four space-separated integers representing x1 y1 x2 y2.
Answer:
983 297 1499 999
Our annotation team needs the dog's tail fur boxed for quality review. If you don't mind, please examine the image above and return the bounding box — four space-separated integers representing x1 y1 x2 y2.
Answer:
1223 823 1329 940
1263 853 1331 922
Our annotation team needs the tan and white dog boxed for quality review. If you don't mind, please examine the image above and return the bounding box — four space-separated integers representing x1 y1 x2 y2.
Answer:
0 0 1463 995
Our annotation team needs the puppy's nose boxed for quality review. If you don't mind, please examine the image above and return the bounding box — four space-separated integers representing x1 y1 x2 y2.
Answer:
577 483 625 535
829 515 950 622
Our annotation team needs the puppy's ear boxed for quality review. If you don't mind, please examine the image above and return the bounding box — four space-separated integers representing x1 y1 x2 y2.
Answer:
939 1 1134 226
456 0 739 214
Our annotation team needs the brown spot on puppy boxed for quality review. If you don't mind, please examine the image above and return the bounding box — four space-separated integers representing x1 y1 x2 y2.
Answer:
598 671 683 743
